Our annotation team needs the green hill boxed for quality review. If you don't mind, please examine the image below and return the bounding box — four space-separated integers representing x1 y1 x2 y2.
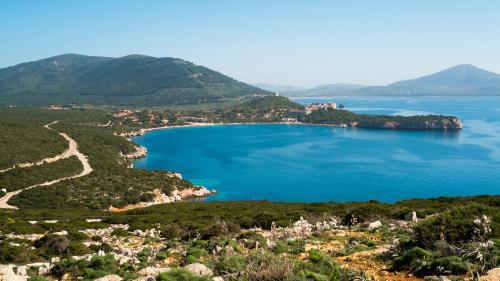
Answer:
0 54 270 106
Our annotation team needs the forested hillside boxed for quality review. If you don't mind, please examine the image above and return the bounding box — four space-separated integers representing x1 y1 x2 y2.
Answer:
0 54 270 106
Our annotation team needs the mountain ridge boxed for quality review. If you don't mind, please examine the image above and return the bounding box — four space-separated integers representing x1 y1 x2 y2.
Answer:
0 54 271 106
281 64 500 97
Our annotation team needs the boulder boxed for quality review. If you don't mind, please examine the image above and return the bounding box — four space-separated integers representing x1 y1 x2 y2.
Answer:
480 267 500 281
138 267 170 276
0 264 27 281
95 275 123 281
15 266 27 276
405 211 418 222
184 263 213 276
368 220 382 230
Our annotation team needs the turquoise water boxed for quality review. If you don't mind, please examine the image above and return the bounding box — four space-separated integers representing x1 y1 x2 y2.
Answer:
133 97 500 202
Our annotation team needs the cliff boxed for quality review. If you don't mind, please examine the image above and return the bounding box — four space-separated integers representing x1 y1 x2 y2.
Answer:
304 109 464 131
357 117 464 130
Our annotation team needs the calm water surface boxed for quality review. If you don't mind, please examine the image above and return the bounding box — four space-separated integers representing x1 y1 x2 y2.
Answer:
133 97 500 202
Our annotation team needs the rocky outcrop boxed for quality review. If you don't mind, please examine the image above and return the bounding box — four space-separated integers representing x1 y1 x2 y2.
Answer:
0 265 27 281
184 263 213 276
95 275 123 281
121 145 147 159
109 186 215 212
357 117 463 131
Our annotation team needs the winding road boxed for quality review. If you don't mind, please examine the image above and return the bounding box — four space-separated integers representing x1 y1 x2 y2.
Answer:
0 121 93 209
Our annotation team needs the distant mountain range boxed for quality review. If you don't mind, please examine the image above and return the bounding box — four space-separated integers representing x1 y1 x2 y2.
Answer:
278 64 500 97
281 84 365 97
0 54 270 106
252 83 307 93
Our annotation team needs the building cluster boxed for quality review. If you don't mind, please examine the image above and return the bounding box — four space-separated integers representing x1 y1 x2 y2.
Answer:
305 102 337 115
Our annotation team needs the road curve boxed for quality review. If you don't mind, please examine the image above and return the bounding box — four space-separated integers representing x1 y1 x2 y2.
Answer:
0 122 93 209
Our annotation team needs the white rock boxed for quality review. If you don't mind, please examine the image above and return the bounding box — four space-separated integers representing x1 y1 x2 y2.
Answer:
213 277 224 281
0 264 27 281
184 263 213 276
138 267 170 276
15 266 27 276
95 275 123 281
368 220 382 230
405 211 418 222
97 249 106 256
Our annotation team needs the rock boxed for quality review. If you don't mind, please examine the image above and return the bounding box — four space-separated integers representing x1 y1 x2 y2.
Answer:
51 257 60 263
424 276 451 281
405 211 418 222
368 220 382 230
239 239 259 249
15 266 27 276
184 263 213 276
134 277 156 281
95 275 123 281
0 264 27 281
213 277 224 281
97 249 106 256
138 267 170 276
480 267 500 281
38 265 51 276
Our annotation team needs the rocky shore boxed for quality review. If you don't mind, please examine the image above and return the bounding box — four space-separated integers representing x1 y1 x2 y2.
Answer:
120 145 147 159
357 117 464 130
109 186 216 212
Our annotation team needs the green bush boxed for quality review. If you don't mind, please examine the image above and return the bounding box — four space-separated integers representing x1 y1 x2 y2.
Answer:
34 234 70 257
157 269 212 281
391 247 433 275
413 204 496 249
111 228 129 237
430 256 468 275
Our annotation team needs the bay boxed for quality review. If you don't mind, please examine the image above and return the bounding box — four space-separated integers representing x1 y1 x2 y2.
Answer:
132 96 500 202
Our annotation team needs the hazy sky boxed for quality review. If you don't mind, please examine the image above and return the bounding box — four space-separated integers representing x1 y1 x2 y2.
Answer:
1 0 499 87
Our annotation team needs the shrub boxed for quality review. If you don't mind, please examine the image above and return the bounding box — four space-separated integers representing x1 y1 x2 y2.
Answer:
391 247 433 276
156 252 168 260
413 204 495 249
34 234 70 257
157 269 212 281
430 256 468 275
111 228 129 237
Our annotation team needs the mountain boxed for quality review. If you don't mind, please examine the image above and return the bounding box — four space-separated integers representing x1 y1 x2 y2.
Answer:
0 54 270 106
283 83 365 97
252 83 307 93
357 64 500 96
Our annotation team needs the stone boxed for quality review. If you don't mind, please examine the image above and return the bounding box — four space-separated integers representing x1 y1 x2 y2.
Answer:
15 266 27 276
0 264 27 281
38 265 50 276
368 220 382 230
212 277 224 281
95 275 123 281
480 267 500 281
184 263 213 276
405 211 418 222
138 267 170 276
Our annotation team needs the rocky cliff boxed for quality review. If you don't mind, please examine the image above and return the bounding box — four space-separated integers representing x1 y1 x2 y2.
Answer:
356 117 463 130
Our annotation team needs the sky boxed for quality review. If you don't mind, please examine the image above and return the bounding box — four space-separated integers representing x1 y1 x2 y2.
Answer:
1 0 499 87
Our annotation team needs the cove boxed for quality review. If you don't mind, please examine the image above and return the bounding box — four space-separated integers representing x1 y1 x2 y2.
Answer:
132 97 500 202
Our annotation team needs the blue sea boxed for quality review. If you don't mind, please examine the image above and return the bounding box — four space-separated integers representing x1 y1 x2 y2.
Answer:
132 96 500 202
